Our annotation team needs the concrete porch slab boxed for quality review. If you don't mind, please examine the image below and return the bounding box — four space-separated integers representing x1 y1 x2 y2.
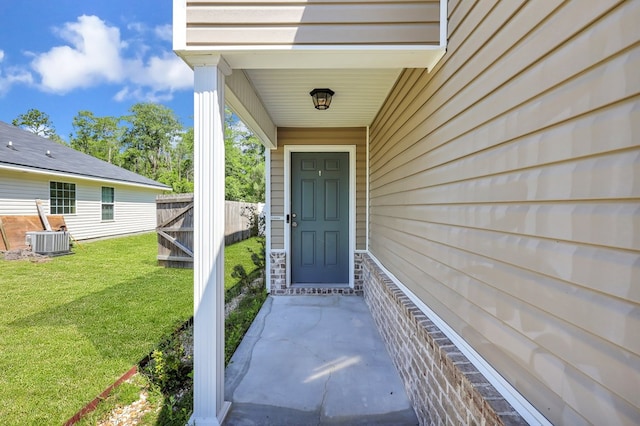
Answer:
224 295 418 425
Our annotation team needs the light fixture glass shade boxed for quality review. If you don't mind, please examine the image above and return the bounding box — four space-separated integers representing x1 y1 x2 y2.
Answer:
310 88 335 110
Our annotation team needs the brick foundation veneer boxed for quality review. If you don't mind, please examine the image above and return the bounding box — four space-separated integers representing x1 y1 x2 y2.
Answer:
269 252 364 295
362 254 527 426
269 251 287 291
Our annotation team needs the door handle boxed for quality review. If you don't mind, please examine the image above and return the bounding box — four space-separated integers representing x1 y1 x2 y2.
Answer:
291 221 298 228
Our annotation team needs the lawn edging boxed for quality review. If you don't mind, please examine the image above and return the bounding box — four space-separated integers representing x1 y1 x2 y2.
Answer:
65 274 267 425
63 366 139 426
63 317 194 426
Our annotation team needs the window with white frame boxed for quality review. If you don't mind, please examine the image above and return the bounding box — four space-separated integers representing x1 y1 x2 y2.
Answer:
50 182 76 214
101 186 114 221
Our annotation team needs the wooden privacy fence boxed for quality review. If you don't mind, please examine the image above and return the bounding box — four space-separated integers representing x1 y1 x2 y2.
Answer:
156 194 261 268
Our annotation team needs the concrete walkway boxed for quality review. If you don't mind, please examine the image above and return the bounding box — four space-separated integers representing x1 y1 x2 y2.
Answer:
224 295 418 425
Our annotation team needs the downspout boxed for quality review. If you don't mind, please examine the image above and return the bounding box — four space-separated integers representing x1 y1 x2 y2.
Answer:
366 126 370 252
264 147 272 293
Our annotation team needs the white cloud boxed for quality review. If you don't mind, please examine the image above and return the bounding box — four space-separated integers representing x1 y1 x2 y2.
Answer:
154 24 173 42
0 69 33 96
128 52 192 91
0 49 34 95
112 52 192 102
230 120 250 134
26 15 192 100
31 15 124 92
114 86 174 103
127 22 147 33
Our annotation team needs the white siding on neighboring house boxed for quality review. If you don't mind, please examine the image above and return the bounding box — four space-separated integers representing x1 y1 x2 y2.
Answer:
0 170 50 215
63 181 159 240
0 168 163 240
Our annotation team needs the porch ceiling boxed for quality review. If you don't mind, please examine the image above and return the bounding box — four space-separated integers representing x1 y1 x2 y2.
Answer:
180 47 445 135
244 68 402 128
180 48 444 142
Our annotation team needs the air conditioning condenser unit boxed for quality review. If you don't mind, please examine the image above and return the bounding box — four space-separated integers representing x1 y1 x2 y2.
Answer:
25 231 71 255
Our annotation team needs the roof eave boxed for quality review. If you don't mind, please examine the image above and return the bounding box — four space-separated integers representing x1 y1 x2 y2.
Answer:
0 163 171 191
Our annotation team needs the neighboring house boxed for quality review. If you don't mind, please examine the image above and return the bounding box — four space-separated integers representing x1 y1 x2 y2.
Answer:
173 1 639 425
0 121 170 241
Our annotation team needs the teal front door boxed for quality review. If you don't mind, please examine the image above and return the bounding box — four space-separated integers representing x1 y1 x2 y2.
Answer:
291 152 349 284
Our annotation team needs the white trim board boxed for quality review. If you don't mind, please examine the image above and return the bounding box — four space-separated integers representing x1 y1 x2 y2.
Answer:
0 164 169 191
284 145 356 288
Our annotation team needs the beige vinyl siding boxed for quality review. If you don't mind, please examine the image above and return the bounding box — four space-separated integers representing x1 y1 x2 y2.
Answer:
270 221 285 249
270 127 366 250
185 0 440 47
0 169 162 241
270 148 285 248
368 1 639 425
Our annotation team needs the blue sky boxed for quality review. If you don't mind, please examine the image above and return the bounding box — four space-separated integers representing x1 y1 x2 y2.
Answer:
0 1 194 142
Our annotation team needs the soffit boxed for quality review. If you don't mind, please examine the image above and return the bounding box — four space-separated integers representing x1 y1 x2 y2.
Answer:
243 68 402 128
179 46 445 131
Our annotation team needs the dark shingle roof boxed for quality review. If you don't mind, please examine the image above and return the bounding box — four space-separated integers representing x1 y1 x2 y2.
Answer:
0 121 170 189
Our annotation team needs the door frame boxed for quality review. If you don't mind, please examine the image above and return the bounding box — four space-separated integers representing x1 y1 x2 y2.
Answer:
284 145 356 288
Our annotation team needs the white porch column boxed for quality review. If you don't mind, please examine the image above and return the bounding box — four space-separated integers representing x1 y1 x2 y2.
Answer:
191 56 231 426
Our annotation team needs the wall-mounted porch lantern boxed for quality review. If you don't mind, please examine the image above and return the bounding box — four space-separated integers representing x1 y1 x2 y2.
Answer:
310 88 335 110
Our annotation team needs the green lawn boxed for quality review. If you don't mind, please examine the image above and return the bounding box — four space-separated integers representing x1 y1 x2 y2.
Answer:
0 232 262 425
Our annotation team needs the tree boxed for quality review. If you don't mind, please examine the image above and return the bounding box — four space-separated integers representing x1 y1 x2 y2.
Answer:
176 127 194 183
224 109 265 203
12 104 264 201
12 108 65 144
70 111 123 164
120 103 182 181
159 127 194 193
